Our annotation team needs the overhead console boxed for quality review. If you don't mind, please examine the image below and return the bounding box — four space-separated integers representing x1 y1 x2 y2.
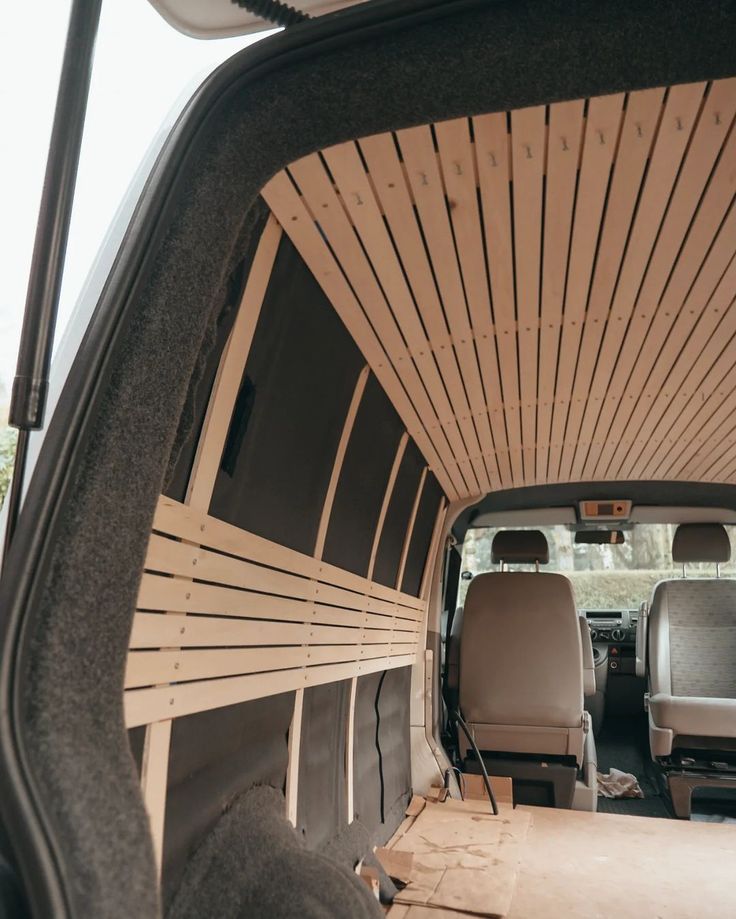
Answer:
578 500 632 521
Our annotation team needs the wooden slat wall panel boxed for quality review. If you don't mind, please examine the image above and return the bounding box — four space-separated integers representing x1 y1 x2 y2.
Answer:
262 78 736 496
125 497 423 727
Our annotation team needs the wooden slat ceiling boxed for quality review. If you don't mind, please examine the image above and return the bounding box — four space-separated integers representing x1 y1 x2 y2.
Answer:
262 78 736 501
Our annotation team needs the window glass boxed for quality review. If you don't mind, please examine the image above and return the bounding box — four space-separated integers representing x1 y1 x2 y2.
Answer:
459 524 736 609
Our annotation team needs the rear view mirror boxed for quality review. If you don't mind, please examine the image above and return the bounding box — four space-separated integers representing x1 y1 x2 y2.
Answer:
575 530 625 545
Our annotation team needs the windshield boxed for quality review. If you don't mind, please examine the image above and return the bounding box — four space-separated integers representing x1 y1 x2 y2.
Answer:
460 524 736 610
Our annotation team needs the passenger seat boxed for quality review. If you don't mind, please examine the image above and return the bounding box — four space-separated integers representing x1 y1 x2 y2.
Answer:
456 530 597 810
646 523 736 814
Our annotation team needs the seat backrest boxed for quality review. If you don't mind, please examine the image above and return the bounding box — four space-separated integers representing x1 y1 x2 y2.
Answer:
459 570 584 729
649 523 736 700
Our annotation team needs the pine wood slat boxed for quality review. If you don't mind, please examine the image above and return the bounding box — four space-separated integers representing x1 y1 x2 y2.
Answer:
285 154 469 498
125 654 417 727
322 142 482 495
125 641 416 690
471 112 517 488
638 262 736 480
434 119 512 484
130 610 418 651
136 575 422 629
622 213 736 479
534 98 586 483
565 87 666 480
577 82 708 480
396 125 500 491
152 496 425 612
509 105 547 483
357 135 495 490
596 107 736 479
552 93 625 483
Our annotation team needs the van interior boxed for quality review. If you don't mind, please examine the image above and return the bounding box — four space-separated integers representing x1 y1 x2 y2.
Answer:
0 1 735 917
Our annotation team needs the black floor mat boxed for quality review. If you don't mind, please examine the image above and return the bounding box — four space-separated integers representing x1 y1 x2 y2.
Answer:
596 716 673 819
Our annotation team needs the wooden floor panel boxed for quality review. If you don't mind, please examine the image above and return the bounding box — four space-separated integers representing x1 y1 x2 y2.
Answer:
386 796 736 918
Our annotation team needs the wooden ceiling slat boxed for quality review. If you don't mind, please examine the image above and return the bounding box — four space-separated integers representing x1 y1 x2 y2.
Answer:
262 78 735 498
357 132 498 491
507 106 547 484
635 255 736 479
593 86 736 477
566 87 667 481
551 93 626 484
286 154 470 497
396 125 511 489
471 112 520 488
260 171 459 500
533 99 586 484
320 142 483 495
649 286 736 479
434 118 521 485
594 114 736 479
577 81 708 480
621 207 736 479
650 325 736 481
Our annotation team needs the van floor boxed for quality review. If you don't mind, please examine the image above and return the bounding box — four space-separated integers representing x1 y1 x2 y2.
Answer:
595 714 673 818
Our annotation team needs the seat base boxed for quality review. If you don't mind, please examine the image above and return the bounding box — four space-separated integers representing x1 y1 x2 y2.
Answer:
667 771 736 819
464 754 578 809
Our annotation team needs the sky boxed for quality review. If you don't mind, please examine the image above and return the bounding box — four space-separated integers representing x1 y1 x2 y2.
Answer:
0 0 270 406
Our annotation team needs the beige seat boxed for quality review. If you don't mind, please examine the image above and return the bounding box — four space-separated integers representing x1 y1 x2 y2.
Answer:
647 523 736 760
456 530 596 810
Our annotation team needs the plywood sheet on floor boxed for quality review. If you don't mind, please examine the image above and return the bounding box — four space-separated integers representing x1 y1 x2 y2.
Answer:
508 805 736 919
387 797 736 918
387 798 531 917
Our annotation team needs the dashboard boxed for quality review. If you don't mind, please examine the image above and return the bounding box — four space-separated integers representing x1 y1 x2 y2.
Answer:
582 609 639 644
581 609 640 676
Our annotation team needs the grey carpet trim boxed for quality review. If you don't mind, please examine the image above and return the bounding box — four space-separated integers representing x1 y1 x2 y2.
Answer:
1 1 733 916
166 786 382 919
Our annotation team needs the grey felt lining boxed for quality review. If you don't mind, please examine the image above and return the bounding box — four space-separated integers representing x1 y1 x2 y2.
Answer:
166 786 382 919
4 1 734 916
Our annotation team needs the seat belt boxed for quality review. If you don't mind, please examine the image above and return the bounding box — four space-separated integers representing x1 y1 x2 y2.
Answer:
635 599 649 679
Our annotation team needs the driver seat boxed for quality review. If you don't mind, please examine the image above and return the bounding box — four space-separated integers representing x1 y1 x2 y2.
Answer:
457 530 597 810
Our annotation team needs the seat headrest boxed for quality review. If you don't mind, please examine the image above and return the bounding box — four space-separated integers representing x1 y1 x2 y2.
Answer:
672 523 731 564
491 530 549 565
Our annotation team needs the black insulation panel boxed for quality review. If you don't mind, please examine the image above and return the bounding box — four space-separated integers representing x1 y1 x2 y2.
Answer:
163 215 266 502
322 373 404 576
352 671 383 831
208 236 364 554
372 441 426 589
161 692 295 905
297 680 350 849
128 726 146 779
352 667 412 844
401 472 443 597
